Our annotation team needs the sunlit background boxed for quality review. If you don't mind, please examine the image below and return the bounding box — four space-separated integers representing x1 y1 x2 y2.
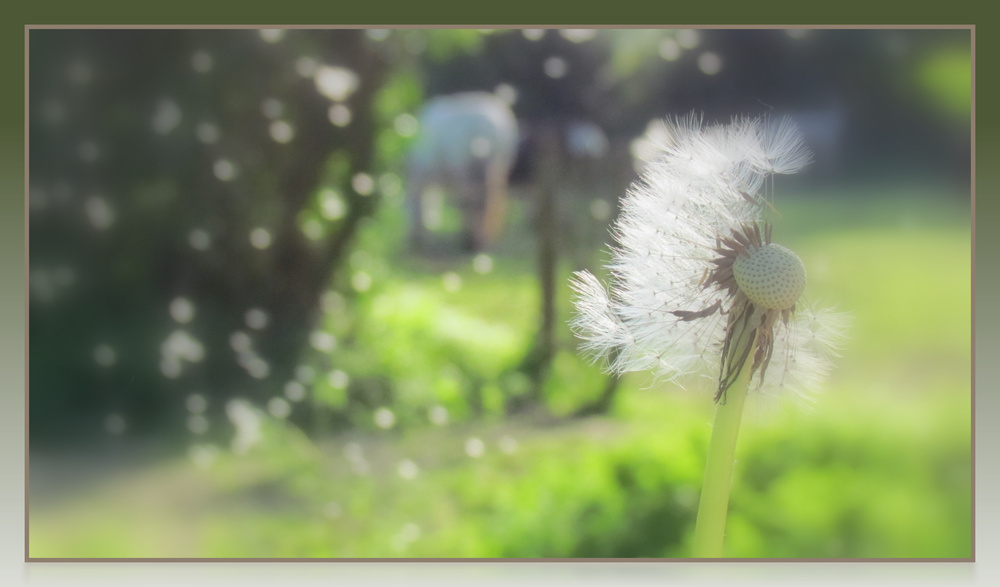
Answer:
28 28 971 559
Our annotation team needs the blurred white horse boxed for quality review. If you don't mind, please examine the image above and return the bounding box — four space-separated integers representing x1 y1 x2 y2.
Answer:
406 92 519 251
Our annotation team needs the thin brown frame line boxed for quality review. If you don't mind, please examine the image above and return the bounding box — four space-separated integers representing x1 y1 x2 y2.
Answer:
23 22 32 567
968 24 977 563
23 25 975 563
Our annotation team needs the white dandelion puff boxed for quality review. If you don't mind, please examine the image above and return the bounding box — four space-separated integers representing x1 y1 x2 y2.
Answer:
570 114 846 404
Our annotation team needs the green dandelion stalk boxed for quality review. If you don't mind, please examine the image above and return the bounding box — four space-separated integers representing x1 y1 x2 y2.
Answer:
569 114 847 558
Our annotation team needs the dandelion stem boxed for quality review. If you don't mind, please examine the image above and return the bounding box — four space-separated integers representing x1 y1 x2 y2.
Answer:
692 345 755 558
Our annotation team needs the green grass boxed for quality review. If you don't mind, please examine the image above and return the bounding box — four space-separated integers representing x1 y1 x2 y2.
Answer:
29 187 972 559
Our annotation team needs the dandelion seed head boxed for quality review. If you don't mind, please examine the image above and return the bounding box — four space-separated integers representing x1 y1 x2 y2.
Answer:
570 114 846 404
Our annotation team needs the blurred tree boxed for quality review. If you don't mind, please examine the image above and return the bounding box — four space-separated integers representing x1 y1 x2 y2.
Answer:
29 29 389 444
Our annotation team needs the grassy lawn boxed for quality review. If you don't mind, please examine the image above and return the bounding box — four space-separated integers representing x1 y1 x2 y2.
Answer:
28 185 972 559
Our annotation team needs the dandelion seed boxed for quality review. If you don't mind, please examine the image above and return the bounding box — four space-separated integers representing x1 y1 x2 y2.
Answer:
68 59 92 84
52 266 75 288
428 405 449 426
403 32 426 55
187 414 209 435
321 290 345 314
314 66 359 102
229 331 252 353
351 272 372 292
569 114 847 405
352 173 374 196
186 394 208 414
401 523 421 541
152 99 182 135
227 399 262 455
472 254 493 275
302 218 324 240
559 29 596 43
191 51 213 73
84 196 114 229
309 331 336 352
323 501 343 519
170 297 195 324
258 29 286 43
344 442 364 462
261 98 284 119
284 380 307 402
267 397 291 419
328 104 352 127
243 356 270 380
214 159 237 181
379 173 403 200
320 189 347 220
269 120 294 143
93 344 117 367
394 113 418 137
397 459 419 480
104 413 126 435
495 83 518 105
677 29 701 49
442 272 462 292
543 56 568 79
245 308 269 330
196 122 220 145
464 437 485 458
374 408 396 429
189 229 212 251
188 444 218 470
659 38 682 61
160 330 205 378
697 52 723 75
295 365 316 384
589 199 612 221
296 56 318 77
249 228 272 250
390 522 422 551
327 370 349 389
350 456 370 476
40 99 67 125
498 435 518 455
